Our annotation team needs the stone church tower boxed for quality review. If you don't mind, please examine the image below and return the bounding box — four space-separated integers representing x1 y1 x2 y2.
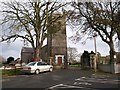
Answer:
47 13 67 67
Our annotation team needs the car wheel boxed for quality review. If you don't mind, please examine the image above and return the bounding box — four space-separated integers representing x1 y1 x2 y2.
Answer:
35 69 40 74
49 67 53 72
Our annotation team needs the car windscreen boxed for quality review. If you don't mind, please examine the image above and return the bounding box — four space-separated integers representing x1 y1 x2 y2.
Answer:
27 62 36 66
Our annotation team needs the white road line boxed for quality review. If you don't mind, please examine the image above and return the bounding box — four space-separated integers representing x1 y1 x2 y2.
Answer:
47 84 99 90
48 84 63 89
47 83 84 89
74 82 92 85
113 80 120 82
75 77 119 84
59 84 84 88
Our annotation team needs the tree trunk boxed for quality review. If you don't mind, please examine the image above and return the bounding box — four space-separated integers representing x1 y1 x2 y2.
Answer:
33 46 41 62
34 2 41 61
35 47 40 61
109 41 115 64
117 32 120 40
64 46 68 69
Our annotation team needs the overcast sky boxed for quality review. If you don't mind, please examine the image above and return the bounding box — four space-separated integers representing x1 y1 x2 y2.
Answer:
1 25 118 60
0 0 119 60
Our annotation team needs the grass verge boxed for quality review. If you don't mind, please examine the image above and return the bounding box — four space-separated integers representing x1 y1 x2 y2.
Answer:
69 64 81 67
1 68 22 78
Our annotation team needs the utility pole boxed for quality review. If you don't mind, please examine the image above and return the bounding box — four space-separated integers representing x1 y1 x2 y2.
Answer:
93 33 97 72
118 40 120 52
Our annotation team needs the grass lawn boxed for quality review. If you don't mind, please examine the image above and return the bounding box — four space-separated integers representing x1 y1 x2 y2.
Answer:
69 64 81 67
1 68 22 78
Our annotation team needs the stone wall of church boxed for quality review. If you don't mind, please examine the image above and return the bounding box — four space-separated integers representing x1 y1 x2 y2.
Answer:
47 13 67 65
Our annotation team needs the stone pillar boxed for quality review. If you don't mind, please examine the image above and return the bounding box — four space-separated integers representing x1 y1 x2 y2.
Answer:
50 57 54 65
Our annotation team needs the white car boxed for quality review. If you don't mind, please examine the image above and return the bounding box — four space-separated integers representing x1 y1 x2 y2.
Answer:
21 61 53 74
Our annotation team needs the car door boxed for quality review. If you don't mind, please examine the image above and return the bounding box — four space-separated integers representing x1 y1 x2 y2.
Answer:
37 62 45 72
41 62 50 71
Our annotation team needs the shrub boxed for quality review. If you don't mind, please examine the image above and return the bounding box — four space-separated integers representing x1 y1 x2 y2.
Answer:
7 57 14 64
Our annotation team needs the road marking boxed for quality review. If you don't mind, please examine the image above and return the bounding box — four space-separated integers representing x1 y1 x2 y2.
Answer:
75 77 119 84
74 82 92 85
58 84 84 88
48 84 63 89
81 76 86 79
47 83 85 89
47 84 99 90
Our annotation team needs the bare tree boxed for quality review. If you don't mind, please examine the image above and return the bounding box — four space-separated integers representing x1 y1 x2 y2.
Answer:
115 9 120 40
0 0 67 61
68 1 120 63
67 47 78 64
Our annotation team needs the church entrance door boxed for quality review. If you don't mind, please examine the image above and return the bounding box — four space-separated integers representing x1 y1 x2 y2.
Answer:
58 57 62 65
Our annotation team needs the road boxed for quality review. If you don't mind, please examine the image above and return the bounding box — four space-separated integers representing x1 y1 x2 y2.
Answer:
2 68 120 90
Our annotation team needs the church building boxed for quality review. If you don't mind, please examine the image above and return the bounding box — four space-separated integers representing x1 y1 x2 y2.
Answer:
21 13 67 66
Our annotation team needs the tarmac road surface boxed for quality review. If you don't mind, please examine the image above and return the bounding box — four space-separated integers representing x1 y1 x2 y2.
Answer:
2 68 120 90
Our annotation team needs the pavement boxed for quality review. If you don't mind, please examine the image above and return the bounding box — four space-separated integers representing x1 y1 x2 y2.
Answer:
47 67 120 90
1 67 120 90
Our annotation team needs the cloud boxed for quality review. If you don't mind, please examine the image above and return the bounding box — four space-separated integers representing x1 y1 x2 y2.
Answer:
0 27 113 59
68 38 109 56
67 28 110 56
0 39 24 59
0 32 112 59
